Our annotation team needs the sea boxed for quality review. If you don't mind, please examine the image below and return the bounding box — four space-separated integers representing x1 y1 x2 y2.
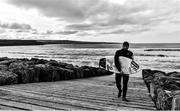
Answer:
0 43 180 77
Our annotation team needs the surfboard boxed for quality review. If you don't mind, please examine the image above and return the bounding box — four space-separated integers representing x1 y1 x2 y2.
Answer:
99 56 141 74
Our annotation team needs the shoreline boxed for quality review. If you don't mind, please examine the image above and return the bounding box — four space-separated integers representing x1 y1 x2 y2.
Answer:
0 40 120 46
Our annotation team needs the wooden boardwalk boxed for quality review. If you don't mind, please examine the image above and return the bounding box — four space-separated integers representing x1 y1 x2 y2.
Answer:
0 75 156 110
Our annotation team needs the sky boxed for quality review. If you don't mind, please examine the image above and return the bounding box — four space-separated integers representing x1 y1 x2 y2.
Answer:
0 0 179 43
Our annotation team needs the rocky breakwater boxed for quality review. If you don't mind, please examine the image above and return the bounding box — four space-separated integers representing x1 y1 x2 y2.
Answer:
142 69 180 110
0 57 112 86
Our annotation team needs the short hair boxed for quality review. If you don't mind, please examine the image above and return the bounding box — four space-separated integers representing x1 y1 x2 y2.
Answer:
123 41 129 47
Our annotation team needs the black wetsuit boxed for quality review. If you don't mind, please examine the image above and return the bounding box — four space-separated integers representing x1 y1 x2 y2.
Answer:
114 49 133 98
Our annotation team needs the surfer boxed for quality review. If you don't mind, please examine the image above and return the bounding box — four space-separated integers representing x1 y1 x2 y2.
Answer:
114 41 133 102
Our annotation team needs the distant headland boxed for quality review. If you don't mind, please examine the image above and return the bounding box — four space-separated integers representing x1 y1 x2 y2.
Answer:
0 40 120 46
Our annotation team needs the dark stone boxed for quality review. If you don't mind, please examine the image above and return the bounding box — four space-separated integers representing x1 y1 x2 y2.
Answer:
35 64 54 82
99 58 106 68
0 60 16 66
0 57 113 88
9 62 40 83
47 60 59 66
58 62 68 68
167 72 180 78
142 69 180 110
0 70 18 85
0 65 8 70
0 57 10 61
30 58 48 64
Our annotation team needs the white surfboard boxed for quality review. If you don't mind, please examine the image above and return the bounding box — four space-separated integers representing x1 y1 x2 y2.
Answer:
99 56 141 74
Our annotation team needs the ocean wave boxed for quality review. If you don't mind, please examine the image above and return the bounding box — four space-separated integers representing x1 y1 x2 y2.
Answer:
135 54 169 57
9 51 112 56
144 49 180 51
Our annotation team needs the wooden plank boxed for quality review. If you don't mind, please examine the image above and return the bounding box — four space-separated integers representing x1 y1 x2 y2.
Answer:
0 76 156 110
0 98 54 110
0 88 113 110
0 86 155 110
0 95 85 110
0 104 24 110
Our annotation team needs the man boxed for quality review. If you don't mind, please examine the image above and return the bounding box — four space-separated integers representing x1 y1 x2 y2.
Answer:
114 41 133 102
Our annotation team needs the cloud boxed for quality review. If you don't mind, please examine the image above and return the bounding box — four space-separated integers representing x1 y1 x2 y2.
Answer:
66 23 95 31
76 32 94 36
55 30 78 35
0 29 5 34
101 27 151 35
6 0 102 22
7 0 179 25
35 30 79 35
5 0 180 41
0 22 32 30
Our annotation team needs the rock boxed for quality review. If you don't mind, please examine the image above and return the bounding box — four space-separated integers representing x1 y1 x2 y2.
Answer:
83 68 91 78
47 60 59 66
73 67 84 78
30 58 48 64
0 57 113 88
172 91 180 110
0 57 10 61
9 61 30 69
53 66 75 80
0 70 18 85
155 88 172 110
35 64 75 81
142 69 180 110
65 64 74 69
96 68 112 76
99 58 106 68
35 64 54 82
0 65 8 70
142 69 166 94
9 62 40 83
0 60 16 66
167 71 180 78
58 62 69 68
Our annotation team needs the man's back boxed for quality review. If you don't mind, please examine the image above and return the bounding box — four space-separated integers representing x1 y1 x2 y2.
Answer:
114 49 133 73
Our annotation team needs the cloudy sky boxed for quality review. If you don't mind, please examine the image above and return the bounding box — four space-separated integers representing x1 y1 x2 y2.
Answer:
0 0 179 43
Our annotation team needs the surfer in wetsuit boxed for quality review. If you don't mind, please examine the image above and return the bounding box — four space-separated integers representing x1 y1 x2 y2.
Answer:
114 41 133 102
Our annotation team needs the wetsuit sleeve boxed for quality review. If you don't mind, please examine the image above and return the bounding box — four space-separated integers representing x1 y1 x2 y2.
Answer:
131 52 134 60
114 51 121 72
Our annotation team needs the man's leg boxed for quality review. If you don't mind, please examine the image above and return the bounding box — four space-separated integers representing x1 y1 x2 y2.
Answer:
115 73 122 98
122 74 129 101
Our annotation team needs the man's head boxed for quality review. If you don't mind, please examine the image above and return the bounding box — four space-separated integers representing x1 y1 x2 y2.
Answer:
122 41 129 50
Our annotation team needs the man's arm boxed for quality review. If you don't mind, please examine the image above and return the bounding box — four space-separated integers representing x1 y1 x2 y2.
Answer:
114 51 121 72
131 52 134 60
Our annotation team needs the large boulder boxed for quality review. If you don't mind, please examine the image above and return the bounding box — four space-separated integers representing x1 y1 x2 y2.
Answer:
30 58 48 64
35 64 75 82
0 57 113 87
0 65 8 70
0 59 16 66
142 69 180 110
0 70 18 85
172 91 180 110
35 64 54 82
0 57 10 61
9 62 40 83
